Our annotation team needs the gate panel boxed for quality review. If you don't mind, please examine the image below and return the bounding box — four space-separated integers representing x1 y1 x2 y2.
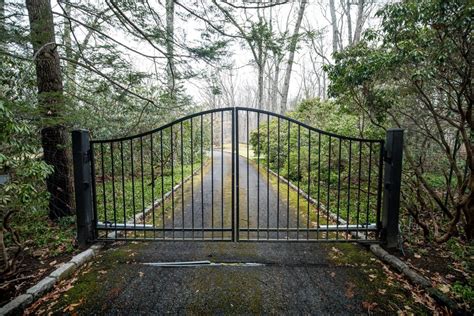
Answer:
90 108 235 241
234 108 384 242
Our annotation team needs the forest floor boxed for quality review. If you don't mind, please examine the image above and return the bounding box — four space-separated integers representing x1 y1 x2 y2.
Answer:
389 237 473 311
0 213 78 307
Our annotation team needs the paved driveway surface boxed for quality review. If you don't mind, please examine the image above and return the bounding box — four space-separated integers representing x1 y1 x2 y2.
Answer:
158 151 324 241
32 242 429 315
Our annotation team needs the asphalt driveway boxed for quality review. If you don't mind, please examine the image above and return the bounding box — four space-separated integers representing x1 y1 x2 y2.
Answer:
29 241 433 315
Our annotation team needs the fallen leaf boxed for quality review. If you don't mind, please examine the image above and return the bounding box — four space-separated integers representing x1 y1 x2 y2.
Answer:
345 282 355 298
362 301 378 311
438 284 450 293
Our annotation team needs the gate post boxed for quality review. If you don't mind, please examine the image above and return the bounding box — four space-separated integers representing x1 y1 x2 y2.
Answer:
72 129 95 247
381 128 404 248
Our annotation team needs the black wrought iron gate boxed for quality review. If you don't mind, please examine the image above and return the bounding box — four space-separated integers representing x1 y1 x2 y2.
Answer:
73 107 404 245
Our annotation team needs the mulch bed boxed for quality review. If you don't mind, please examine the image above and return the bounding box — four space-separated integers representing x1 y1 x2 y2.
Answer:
0 248 79 307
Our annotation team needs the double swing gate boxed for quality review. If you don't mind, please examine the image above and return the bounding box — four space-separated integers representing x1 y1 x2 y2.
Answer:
73 107 404 245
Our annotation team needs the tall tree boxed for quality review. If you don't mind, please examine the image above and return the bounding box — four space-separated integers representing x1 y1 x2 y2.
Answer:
353 0 366 44
26 0 73 219
166 0 176 100
346 0 353 46
329 0 339 54
280 0 306 113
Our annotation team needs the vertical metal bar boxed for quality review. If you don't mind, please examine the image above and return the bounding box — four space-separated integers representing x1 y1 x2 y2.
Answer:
160 130 165 239
346 141 352 240
356 141 362 232
150 135 156 239
277 118 281 240
231 108 235 242
200 116 204 239
181 122 185 239
110 142 117 237
307 130 311 240
287 120 290 240
297 125 301 240
211 113 214 240
266 114 270 240
90 143 98 240
247 110 250 240
235 109 240 242
100 143 107 231
376 141 384 239
336 138 342 240
221 111 224 239
190 119 194 240
171 126 175 239
120 141 126 239
140 137 145 238
366 143 373 240
317 133 321 240
326 136 331 240
130 140 136 238
257 112 260 240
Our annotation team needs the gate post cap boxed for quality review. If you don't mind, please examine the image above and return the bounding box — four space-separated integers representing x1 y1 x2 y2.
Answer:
387 128 404 132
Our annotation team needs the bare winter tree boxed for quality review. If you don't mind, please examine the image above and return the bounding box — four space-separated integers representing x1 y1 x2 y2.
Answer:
279 0 306 113
166 0 176 99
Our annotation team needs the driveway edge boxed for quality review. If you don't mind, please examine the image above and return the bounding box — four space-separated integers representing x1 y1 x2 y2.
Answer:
369 244 464 315
0 243 104 316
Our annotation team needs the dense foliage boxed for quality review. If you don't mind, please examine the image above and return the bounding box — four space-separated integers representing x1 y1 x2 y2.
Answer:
326 0 473 243
0 59 52 271
249 99 383 227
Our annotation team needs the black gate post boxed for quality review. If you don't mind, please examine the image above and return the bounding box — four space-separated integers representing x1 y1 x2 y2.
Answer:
72 129 95 247
381 128 404 248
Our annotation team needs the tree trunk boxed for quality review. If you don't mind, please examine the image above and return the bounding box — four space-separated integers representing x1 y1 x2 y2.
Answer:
62 1 75 93
257 61 264 110
329 0 339 54
26 0 73 220
353 0 365 44
280 0 306 113
0 0 5 42
346 0 353 46
270 57 280 112
166 0 176 100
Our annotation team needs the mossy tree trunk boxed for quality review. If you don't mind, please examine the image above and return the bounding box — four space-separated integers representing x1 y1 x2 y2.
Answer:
26 0 73 220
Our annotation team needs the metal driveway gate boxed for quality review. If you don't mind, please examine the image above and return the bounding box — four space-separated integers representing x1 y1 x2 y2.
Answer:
72 107 403 246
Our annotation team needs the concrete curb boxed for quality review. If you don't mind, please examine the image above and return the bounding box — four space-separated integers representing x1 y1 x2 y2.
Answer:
369 244 465 315
0 243 104 316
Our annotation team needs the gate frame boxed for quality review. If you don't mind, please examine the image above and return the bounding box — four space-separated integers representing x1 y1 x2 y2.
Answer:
73 107 403 247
